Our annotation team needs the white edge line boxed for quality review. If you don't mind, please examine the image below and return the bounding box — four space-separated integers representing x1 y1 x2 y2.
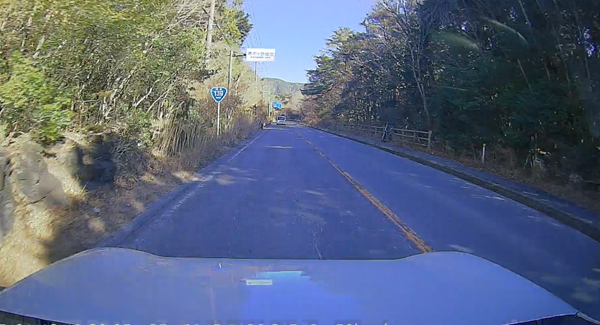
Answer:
227 132 264 163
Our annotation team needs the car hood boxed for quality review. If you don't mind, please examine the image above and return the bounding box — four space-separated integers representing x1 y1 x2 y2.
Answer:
0 249 577 325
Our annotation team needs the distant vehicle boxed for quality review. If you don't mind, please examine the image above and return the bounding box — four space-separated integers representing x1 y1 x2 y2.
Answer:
0 248 596 325
276 116 287 125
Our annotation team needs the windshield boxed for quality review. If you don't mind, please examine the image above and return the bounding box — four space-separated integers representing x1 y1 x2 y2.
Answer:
0 0 599 323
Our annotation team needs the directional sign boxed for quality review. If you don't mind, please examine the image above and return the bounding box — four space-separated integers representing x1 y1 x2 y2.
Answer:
245 48 276 62
210 87 227 103
273 102 283 110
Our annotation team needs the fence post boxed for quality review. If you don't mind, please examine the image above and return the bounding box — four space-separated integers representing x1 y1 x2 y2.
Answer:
414 131 417 144
427 131 432 151
382 123 390 142
482 143 487 164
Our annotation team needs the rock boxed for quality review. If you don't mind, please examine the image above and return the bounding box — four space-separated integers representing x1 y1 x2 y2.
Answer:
10 138 67 206
50 134 117 188
46 139 79 177
0 153 14 246
38 171 64 203
8 137 67 206
62 143 83 178
12 141 46 203
0 135 74 245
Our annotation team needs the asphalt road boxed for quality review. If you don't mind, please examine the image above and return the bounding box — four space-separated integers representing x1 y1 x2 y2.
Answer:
117 123 600 318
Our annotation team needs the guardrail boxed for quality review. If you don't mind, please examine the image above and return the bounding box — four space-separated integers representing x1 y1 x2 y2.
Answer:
335 123 386 137
331 122 432 151
389 127 432 150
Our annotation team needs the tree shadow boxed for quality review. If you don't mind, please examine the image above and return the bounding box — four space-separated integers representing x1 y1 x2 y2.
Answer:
0 129 262 287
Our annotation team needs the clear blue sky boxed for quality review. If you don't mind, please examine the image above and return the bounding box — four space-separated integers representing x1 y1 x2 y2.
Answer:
242 0 375 83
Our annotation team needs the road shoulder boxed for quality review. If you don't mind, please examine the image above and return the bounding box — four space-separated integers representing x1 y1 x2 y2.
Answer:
97 130 267 247
308 125 600 244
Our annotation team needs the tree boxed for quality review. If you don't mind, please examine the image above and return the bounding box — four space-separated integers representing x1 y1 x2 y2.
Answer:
303 0 600 180
0 0 260 148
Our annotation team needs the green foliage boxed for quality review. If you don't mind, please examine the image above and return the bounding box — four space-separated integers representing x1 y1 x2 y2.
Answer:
303 0 600 179
122 108 153 146
0 52 72 143
0 0 259 149
221 5 252 46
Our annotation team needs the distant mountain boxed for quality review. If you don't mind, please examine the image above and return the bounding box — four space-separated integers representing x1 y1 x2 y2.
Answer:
263 78 305 96
262 78 305 113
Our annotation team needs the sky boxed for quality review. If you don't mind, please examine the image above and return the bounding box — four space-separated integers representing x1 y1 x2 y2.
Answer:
242 0 376 83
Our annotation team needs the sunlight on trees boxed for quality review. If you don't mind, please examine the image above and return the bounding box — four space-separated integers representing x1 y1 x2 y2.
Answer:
0 0 260 149
302 0 600 180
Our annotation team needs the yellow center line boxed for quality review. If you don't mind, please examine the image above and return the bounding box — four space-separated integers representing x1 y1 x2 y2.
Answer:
296 131 433 254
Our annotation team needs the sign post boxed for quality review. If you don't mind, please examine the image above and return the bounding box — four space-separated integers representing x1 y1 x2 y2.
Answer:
245 49 276 62
272 102 282 119
245 49 276 107
228 51 247 90
210 87 227 136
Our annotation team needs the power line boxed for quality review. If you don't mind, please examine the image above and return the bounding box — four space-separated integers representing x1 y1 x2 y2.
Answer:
245 0 267 78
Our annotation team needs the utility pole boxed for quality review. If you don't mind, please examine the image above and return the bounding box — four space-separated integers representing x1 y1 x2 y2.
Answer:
228 51 234 90
267 90 272 119
227 51 246 90
255 62 258 84
254 61 260 104
263 87 271 119
217 100 221 136
245 49 276 120
206 0 216 58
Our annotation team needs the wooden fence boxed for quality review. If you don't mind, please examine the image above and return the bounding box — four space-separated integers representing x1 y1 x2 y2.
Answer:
334 123 387 138
389 127 433 150
332 122 432 151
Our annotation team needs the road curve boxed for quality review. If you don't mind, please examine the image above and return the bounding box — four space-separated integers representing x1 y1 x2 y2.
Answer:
116 124 600 318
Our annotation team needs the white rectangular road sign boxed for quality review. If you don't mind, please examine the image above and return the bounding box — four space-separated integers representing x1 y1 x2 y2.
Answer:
245 48 276 62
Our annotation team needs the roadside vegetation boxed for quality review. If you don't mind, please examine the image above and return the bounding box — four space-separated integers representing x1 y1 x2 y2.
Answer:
0 0 265 286
302 0 600 211
261 77 305 119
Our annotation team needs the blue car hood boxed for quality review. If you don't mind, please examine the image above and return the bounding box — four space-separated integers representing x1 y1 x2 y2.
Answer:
0 249 577 325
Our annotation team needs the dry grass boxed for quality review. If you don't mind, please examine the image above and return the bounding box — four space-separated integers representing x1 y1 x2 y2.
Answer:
430 143 600 216
343 127 600 217
0 119 259 287
442 146 600 216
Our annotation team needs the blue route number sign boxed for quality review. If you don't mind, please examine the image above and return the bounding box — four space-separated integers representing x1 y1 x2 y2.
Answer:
211 87 227 103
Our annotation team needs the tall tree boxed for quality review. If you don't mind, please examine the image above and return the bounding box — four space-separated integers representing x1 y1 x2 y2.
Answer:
303 0 600 180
